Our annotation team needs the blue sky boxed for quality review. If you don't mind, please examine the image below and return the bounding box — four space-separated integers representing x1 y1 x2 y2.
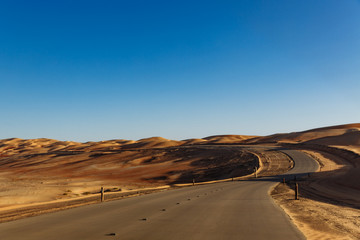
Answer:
1 0 359 141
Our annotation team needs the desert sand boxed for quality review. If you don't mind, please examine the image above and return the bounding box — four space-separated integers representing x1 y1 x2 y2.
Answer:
0 135 261 210
265 124 360 240
0 123 359 238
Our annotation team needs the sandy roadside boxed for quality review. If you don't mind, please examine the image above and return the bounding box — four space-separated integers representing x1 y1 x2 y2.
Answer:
271 147 360 240
0 173 265 223
0 186 172 223
271 183 359 240
0 163 262 223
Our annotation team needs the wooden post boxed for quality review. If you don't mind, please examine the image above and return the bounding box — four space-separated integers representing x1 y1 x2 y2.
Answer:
295 183 299 200
101 187 104 202
254 167 258 178
192 178 195 186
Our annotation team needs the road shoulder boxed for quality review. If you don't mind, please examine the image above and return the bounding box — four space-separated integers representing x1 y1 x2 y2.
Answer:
270 147 360 240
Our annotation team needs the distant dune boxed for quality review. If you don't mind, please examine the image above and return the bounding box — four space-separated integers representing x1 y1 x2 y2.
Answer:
121 137 184 149
182 138 207 145
1 123 358 167
245 123 360 147
305 129 360 146
202 135 257 144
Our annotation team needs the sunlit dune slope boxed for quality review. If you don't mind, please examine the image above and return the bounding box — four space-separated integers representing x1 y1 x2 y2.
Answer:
245 123 360 148
121 137 184 149
305 129 360 145
182 138 208 145
202 135 257 144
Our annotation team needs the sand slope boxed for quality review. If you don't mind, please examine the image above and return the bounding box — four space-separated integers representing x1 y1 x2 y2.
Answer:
202 135 257 144
246 123 360 147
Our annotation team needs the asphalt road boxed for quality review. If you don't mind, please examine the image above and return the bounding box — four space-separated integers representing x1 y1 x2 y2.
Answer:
0 149 318 240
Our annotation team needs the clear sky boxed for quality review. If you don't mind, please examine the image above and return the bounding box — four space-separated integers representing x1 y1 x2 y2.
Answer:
1 0 359 142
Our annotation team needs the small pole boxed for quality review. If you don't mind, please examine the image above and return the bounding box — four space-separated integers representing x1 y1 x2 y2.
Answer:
192 178 195 186
283 178 285 184
101 187 104 202
295 183 299 200
254 167 258 178
294 175 297 182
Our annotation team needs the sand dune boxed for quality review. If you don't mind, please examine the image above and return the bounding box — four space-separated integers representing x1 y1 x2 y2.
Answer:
203 135 257 144
300 123 360 131
121 137 184 149
182 138 207 145
246 123 360 147
305 129 360 146
0 136 258 209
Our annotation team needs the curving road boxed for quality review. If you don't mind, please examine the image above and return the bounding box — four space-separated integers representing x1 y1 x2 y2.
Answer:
0 149 318 240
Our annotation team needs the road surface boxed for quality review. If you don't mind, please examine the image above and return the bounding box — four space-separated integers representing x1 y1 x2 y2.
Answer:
0 149 318 240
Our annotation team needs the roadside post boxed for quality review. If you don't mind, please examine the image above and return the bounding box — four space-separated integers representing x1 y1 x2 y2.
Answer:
192 178 195 186
295 183 299 200
254 167 258 178
101 187 104 202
